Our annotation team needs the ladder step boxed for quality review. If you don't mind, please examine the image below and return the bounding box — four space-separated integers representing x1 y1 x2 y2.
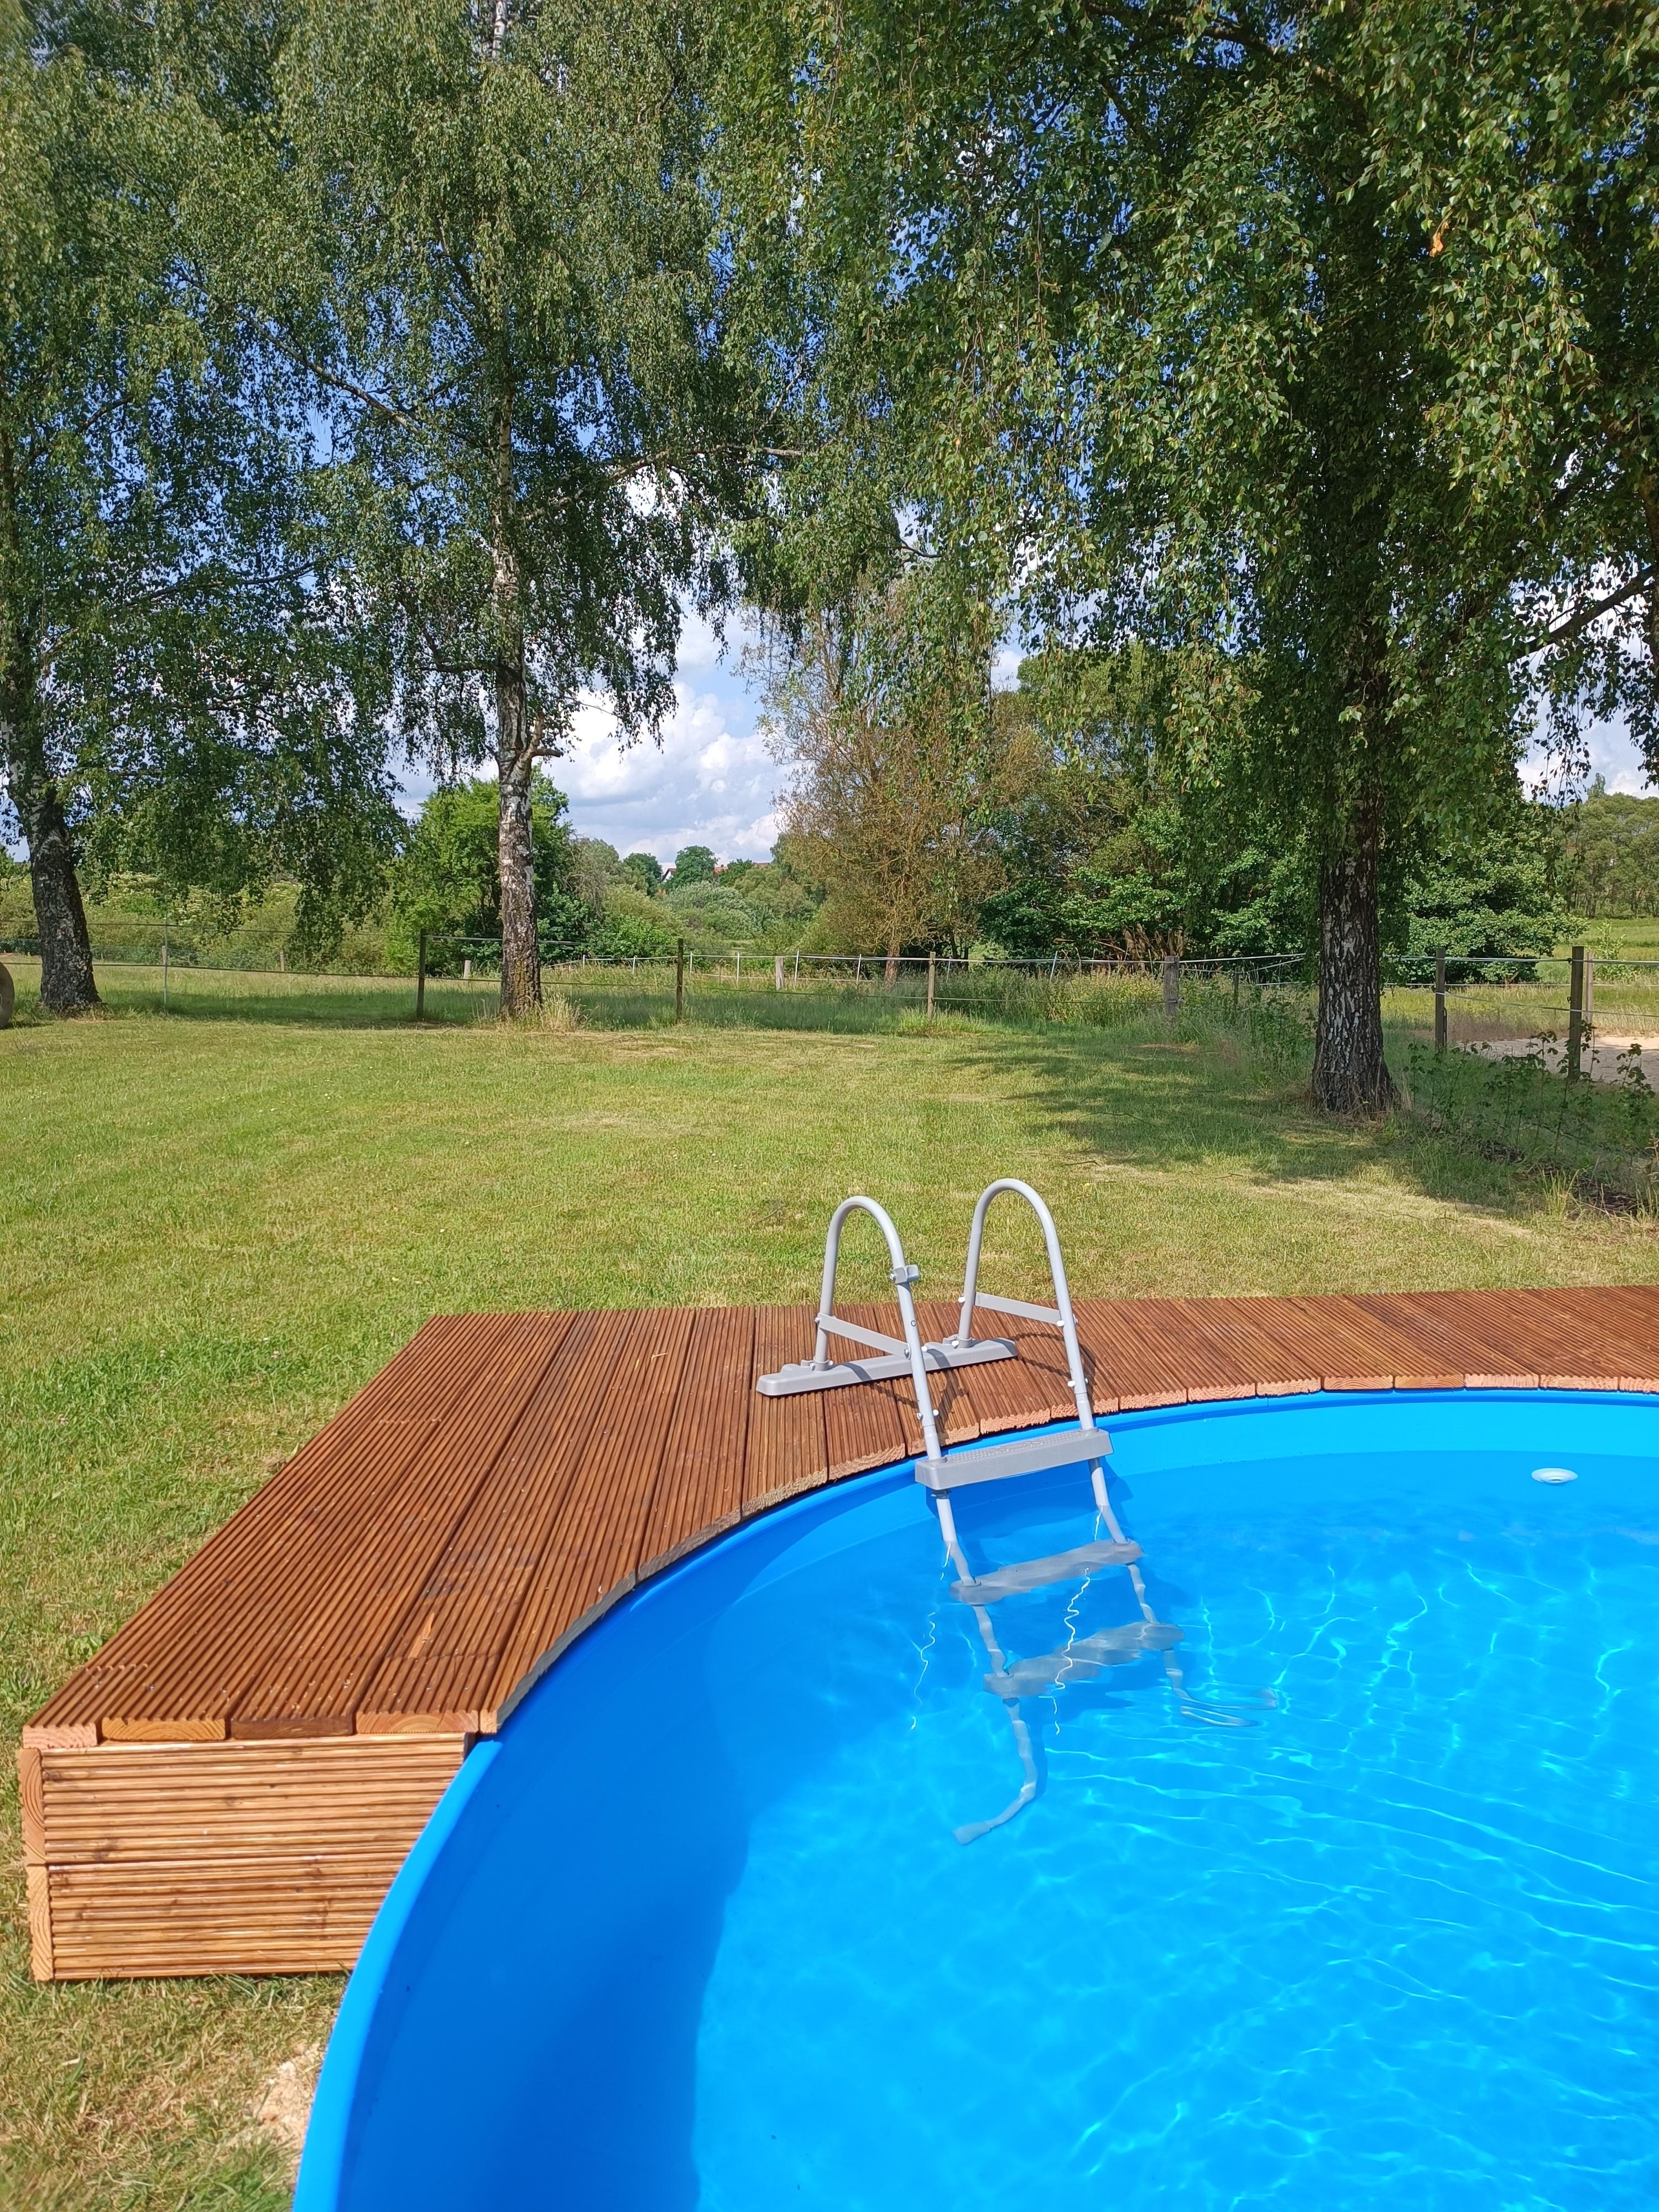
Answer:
914 1426 1110 1491
755 1337 1016 1399
971 1290 1065 1326
951 1539 1141 1605
985 1619 1184 1698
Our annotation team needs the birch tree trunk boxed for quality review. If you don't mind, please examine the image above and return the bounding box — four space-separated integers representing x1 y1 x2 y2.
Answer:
1 436 98 1014
1311 787 1392 1113
492 387 541 1019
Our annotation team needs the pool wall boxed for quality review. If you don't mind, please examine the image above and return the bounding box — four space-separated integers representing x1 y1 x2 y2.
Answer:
295 1387 1659 2211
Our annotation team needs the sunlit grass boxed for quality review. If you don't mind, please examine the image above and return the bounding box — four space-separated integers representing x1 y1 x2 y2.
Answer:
4 964 1659 2205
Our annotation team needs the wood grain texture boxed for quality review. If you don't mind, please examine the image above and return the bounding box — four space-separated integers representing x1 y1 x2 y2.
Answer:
44 1856 409 1979
28 1735 462 1981
27 1863 53 1981
17 1742 44 1863
35 1737 463 1863
638 1306 755 1579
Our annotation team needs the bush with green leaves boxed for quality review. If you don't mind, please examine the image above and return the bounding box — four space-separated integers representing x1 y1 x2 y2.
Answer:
389 775 591 972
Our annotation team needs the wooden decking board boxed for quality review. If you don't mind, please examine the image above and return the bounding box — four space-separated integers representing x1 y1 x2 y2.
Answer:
821 1305 921 1481
230 1316 574 1736
1567 1287 1659 1389
1309 1295 1460 1390
946 1307 1085 1432
24 1283 1659 1981
355 1311 637 1734
44 1858 412 1979
743 1305 830 1513
1348 1292 1538 1389
909 1301 990 1447
637 1306 756 1579
1103 1298 1263 1405
1175 1298 1325 1396
1238 1296 1395 1392
1076 1300 1194 1408
94 1324 517 1740
1503 1286 1659 1386
1422 1286 1598 1386
35 1739 464 1861
25 1735 463 1979
482 1308 699 1722
29 1314 509 1745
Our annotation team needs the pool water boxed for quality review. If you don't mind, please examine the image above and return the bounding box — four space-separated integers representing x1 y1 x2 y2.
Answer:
300 1395 1659 2211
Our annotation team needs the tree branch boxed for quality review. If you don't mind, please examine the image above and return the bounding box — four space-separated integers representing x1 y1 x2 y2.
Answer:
1533 569 1652 650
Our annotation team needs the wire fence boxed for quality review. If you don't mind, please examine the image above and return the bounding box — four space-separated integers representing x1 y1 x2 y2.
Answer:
8 925 1657 1199
1375 950 1659 1206
0 931 1307 1032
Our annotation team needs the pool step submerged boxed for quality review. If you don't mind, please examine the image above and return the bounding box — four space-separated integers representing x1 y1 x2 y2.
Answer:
984 1619 1185 1699
950 1538 1141 1606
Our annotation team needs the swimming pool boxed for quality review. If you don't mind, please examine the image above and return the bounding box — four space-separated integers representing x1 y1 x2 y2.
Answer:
297 1390 1659 2210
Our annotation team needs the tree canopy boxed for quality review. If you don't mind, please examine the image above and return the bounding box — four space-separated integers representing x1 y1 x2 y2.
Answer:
0 2 395 1009
716 0 1656 1102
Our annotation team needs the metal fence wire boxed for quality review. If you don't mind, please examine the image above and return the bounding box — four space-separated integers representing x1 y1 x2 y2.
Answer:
1382 950 1659 1205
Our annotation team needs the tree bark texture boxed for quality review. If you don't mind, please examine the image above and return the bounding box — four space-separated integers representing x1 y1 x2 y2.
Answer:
495 680 540 1018
2 420 97 1014
1 640 99 1017
20 772 99 1014
492 388 541 1020
1312 796 1393 1114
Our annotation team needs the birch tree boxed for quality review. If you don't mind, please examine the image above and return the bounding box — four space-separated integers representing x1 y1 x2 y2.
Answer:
1 7 394 1012
265 0 747 1015
718 0 1595 1110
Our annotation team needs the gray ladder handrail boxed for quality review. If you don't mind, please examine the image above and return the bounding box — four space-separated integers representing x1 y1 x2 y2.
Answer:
810 1196 944 1465
931 1180 1110 1551
950 1178 1093 1432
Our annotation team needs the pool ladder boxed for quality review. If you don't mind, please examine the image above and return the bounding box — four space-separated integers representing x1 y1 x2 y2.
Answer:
756 1180 1217 1841
756 1177 1116 1543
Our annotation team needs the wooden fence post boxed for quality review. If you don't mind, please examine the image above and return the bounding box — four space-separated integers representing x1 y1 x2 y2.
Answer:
675 937 685 1022
926 948 937 1021
161 930 169 1011
774 955 784 990
1434 947 1447 1053
1161 954 1179 1021
1567 943 1585 1079
415 929 427 1022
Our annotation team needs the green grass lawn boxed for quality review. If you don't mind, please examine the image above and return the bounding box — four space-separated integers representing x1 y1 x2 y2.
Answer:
6 960 1659 2208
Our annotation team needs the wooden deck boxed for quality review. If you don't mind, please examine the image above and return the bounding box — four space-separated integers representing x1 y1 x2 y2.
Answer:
22 1285 1659 1980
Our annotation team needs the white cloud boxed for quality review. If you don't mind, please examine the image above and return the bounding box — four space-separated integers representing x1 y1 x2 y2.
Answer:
1525 711 1655 799
390 614 791 863
555 670 786 862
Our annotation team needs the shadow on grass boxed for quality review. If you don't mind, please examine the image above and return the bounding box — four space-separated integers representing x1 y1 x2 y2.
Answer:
936 1015 1576 1223
2 959 1603 1221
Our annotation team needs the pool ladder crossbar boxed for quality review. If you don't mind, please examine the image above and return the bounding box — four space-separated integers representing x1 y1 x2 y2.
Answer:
753 1194 1018 1405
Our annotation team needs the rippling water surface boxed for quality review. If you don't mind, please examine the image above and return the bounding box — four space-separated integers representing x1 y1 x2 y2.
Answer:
691 1440 1659 2211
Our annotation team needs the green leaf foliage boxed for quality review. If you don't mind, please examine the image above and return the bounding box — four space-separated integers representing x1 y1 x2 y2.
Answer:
1 3 398 972
389 773 586 966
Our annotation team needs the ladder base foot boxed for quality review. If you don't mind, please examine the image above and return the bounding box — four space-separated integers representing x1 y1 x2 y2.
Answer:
755 1338 1016 1398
